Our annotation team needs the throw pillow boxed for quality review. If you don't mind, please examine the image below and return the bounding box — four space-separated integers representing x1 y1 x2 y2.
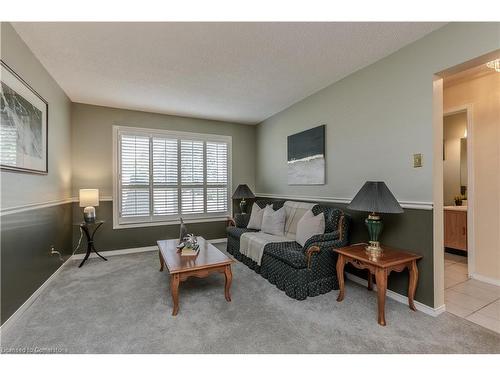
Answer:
247 203 267 230
261 205 286 236
296 209 325 247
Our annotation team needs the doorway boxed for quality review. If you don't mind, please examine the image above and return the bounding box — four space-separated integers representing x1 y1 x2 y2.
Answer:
442 109 471 302
438 57 500 334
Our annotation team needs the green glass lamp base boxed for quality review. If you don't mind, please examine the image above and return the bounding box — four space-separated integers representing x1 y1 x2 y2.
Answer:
239 199 247 214
365 214 383 255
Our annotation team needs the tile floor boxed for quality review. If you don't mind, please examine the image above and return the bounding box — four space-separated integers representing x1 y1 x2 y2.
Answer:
444 252 500 334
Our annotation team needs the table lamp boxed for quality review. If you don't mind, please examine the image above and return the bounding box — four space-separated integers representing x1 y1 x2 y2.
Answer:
347 181 403 255
232 184 255 214
79 189 99 223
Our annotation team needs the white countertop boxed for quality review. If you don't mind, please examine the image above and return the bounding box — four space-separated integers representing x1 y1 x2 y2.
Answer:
444 206 467 211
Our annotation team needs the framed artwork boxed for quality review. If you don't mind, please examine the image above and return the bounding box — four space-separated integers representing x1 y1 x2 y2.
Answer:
1 60 48 174
287 124 325 185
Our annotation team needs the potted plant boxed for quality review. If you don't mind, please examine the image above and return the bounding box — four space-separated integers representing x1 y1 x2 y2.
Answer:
454 195 466 206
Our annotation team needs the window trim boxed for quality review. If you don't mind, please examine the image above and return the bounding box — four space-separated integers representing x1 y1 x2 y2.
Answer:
112 125 232 229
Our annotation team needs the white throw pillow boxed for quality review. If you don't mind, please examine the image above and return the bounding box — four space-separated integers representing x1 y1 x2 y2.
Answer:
296 210 325 247
247 203 268 230
261 205 286 236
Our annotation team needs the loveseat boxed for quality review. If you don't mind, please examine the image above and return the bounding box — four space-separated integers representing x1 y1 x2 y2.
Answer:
226 199 349 300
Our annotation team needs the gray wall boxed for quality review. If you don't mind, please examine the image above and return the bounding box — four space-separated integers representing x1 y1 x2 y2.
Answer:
71 201 227 252
1 22 73 324
1 204 72 324
345 206 434 307
70 103 256 249
256 23 500 205
255 23 499 308
256 197 434 306
1 23 72 208
71 102 256 198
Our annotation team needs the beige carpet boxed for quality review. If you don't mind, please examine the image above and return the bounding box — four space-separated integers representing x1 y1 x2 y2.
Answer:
1 247 499 354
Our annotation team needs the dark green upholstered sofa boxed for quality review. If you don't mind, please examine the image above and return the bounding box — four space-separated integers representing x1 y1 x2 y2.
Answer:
226 199 349 300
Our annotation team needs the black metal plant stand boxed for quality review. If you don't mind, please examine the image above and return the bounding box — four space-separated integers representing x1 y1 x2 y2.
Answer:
78 221 107 267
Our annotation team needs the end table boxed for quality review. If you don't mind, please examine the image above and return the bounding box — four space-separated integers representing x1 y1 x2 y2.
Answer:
76 221 107 268
334 244 422 326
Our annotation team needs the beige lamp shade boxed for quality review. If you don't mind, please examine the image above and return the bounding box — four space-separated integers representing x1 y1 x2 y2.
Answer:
79 189 99 207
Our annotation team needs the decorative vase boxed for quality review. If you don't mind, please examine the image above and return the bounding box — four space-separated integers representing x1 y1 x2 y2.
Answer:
179 218 188 242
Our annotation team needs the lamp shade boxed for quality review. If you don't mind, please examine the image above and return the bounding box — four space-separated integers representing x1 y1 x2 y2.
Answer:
232 184 255 199
79 189 99 207
347 181 403 214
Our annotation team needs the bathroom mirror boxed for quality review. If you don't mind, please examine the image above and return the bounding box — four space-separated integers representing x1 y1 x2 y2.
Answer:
460 137 467 190
443 111 468 205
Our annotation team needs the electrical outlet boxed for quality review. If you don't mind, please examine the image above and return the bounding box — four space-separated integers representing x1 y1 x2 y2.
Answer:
413 153 423 168
49 245 64 261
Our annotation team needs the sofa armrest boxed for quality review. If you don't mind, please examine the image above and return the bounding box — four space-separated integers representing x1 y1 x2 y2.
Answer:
233 213 250 228
303 231 348 270
302 230 341 251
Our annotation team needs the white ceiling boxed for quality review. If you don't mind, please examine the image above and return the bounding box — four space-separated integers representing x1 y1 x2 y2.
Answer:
12 22 445 124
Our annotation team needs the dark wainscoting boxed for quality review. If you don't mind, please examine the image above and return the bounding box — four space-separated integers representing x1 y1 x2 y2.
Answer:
71 201 228 252
255 197 434 307
1 203 73 325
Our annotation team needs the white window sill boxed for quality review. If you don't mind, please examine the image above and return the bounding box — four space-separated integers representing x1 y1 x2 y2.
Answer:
113 216 229 230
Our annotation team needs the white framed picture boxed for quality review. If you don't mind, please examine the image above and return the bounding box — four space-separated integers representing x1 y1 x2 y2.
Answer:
1 60 48 174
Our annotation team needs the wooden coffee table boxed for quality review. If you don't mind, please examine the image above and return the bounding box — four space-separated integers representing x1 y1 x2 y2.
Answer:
157 237 234 316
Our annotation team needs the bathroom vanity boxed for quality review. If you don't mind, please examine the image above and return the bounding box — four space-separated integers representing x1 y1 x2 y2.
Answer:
444 206 467 251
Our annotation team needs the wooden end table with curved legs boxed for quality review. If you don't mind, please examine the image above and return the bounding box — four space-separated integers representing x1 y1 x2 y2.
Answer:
334 244 422 326
157 237 234 316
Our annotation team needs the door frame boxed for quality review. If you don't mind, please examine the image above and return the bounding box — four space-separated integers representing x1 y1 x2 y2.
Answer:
443 105 475 278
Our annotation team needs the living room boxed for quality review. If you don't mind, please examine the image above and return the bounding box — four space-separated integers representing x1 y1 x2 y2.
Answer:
1 0 499 371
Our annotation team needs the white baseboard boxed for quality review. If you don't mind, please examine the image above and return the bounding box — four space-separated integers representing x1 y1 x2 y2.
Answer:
71 245 158 260
345 273 445 317
71 238 227 260
471 273 500 287
208 238 227 244
0 259 71 333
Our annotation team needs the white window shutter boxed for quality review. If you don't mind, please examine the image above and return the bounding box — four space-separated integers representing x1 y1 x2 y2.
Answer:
206 142 228 213
206 187 228 213
206 142 228 185
121 188 150 217
152 137 178 185
152 137 179 216
181 140 204 184
116 128 230 225
120 135 150 186
120 135 150 218
181 188 204 214
153 188 178 215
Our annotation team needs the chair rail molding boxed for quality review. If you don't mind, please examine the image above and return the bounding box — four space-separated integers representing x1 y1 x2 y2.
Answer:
0 196 114 216
0 198 74 216
256 193 433 210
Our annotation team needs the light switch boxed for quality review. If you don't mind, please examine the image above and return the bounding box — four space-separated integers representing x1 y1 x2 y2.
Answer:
413 153 423 168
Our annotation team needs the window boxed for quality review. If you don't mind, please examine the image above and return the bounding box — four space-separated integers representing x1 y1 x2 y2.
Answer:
113 126 231 227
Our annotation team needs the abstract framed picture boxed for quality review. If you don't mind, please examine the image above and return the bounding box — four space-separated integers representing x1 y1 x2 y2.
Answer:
287 124 325 185
1 60 48 174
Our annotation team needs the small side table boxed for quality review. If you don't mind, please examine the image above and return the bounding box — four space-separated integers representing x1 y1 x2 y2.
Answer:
334 244 422 326
76 221 107 268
